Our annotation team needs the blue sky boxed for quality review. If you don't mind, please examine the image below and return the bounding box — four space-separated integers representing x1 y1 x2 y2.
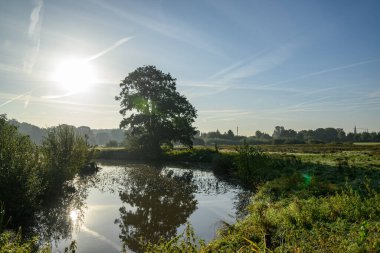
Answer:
0 0 379 135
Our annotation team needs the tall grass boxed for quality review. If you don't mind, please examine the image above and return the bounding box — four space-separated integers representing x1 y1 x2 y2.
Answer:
147 143 380 252
205 185 380 252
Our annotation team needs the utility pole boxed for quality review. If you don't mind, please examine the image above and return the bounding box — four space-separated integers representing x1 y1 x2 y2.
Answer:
237 126 239 136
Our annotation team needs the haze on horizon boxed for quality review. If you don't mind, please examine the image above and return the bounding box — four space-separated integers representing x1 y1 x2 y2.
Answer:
0 0 379 135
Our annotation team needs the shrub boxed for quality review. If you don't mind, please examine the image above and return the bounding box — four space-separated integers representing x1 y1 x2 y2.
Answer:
105 140 119 147
0 230 39 253
212 154 234 177
41 125 93 193
0 115 44 227
235 142 271 184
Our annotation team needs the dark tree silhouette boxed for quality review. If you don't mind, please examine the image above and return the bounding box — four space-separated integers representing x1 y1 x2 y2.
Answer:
116 66 197 155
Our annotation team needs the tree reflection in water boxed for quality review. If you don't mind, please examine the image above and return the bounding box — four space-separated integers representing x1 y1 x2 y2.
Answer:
115 166 197 252
32 173 98 245
25 162 251 252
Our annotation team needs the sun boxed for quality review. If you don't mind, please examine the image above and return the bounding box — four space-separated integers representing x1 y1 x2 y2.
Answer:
69 209 78 222
52 58 97 93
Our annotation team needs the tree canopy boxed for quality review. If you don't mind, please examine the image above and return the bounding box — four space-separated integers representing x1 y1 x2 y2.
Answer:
116 65 197 154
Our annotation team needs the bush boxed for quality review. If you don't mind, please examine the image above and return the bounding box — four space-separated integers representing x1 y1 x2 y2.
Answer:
0 115 44 227
41 125 93 193
0 230 39 253
235 142 271 184
164 148 218 163
212 154 234 177
105 140 119 147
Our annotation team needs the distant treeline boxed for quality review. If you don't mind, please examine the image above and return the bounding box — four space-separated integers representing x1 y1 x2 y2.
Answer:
9 119 380 147
196 126 380 145
9 119 125 146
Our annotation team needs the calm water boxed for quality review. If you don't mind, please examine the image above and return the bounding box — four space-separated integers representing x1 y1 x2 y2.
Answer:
35 161 250 253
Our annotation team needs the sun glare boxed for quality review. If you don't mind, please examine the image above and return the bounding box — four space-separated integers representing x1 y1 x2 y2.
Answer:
69 209 79 223
52 58 97 93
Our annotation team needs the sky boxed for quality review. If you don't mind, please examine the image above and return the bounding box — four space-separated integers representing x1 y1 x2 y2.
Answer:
0 0 379 135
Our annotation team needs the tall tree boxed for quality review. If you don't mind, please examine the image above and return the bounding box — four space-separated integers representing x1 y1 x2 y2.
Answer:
116 66 197 154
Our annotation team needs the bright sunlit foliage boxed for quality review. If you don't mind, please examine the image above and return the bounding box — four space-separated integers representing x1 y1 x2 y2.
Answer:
52 58 97 93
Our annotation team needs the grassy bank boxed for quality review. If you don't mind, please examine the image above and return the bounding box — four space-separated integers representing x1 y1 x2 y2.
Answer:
141 144 380 252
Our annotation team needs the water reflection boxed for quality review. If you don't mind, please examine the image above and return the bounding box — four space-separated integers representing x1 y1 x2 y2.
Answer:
33 175 96 244
26 162 251 252
115 166 197 252
69 210 79 224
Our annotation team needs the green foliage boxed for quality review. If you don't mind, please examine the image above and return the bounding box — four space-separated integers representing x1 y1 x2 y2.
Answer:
164 148 218 162
235 142 299 185
147 143 380 252
211 154 234 177
105 140 119 147
204 186 380 252
145 223 205 253
236 142 269 183
116 65 197 156
0 230 39 253
0 117 91 251
41 125 93 192
0 115 44 227
0 230 76 253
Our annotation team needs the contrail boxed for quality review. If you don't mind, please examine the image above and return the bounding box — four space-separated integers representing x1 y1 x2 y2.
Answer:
262 58 380 88
23 0 44 73
28 0 44 38
42 92 77 99
86 36 134 62
0 91 32 108
24 94 31 108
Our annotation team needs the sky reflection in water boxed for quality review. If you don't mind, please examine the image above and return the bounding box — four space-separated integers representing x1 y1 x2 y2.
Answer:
46 162 249 253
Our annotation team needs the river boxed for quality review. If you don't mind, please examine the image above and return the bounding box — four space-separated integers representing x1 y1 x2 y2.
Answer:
34 161 250 252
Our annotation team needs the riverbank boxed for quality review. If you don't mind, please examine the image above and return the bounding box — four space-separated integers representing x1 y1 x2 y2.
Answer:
136 144 380 252
2 138 380 252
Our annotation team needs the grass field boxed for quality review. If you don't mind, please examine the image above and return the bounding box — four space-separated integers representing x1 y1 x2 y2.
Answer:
353 142 380 146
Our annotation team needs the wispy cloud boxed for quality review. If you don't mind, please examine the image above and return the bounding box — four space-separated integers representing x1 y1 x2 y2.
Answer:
260 58 380 89
196 93 380 124
369 89 380 98
86 36 134 62
23 0 44 73
0 63 22 73
179 45 294 98
90 0 225 57
41 92 77 99
0 91 32 108
214 46 292 83
0 91 119 114
206 48 268 81
28 0 44 38
181 53 380 100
